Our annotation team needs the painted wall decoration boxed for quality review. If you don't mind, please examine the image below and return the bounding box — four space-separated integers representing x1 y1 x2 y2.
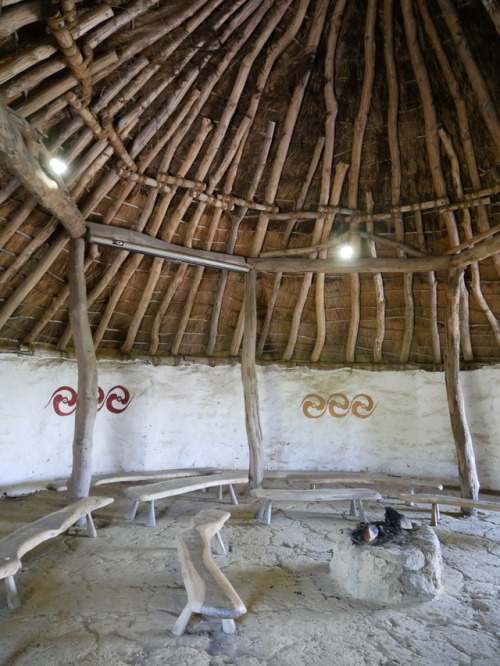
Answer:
301 393 378 419
45 385 133 416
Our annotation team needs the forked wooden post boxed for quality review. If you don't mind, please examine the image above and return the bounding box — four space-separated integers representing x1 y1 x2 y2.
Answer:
241 269 263 490
444 267 480 511
67 238 98 502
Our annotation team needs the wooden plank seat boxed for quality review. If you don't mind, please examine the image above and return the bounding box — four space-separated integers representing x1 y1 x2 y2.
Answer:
47 467 222 492
172 508 247 636
250 488 382 525
286 471 446 493
398 493 500 527
124 471 249 527
0 495 114 609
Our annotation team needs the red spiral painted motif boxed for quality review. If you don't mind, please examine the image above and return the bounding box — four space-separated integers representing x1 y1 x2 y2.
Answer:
45 386 78 416
104 385 133 413
46 385 133 415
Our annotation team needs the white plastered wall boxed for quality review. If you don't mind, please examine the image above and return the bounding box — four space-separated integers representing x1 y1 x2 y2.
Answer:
0 354 499 493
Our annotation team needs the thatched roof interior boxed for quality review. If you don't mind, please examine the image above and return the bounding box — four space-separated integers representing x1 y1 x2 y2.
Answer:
0 0 499 368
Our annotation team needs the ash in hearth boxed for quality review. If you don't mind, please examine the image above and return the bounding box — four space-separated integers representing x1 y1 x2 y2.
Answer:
351 506 414 546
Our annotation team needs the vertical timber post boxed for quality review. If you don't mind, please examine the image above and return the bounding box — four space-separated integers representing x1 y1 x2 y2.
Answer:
67 237 98 502
444 266 480 514
241 268 264 489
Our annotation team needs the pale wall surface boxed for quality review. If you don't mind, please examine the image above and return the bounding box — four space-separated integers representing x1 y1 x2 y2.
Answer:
0 354 499 492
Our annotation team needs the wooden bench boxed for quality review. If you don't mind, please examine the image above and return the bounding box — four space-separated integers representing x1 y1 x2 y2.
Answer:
286 471 446 493
124 471 249 527
250 488 382 525
172 509 247 636
398 493 500 526
47 467 222 492
0 495 114 609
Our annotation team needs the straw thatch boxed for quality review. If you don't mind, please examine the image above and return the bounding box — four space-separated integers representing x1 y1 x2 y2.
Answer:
0 0 499 370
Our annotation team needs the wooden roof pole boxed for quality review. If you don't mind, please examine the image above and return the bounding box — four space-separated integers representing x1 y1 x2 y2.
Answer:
129 0 263 159
210 121 276 357
383 0 412 363
258 135 324 359
167 0 291 356
121 119 214 354
242 269 263 489
310 0 347 363
416 0 500 279
481 0 500 35
0 232 68 331
115 0 228 135
206 0 311 357
415 209 441 365
58 94 203 350
439 129 500 347
445 267 480 509
67 238 98 502
308 162 349 362
345 0 377 363
401 0 473 361
141 1 281 356
365 192 386 363
231 0 328 358
437 0 500 160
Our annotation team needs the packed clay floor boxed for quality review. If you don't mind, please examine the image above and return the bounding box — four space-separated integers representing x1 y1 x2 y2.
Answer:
1 480 500 666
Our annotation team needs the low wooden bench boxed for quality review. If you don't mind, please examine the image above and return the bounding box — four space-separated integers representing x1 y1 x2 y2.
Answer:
172 509 247 636
48 467 221 492
250 488 382 525
124 471 249 527
287 471 446 493
0 495 114 609
398 493 500 526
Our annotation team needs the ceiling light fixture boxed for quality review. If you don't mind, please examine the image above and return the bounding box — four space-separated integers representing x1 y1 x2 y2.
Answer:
48 157 68 175
338 244 354 259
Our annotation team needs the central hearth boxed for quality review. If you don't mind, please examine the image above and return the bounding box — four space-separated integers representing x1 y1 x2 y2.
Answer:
329 508 443 604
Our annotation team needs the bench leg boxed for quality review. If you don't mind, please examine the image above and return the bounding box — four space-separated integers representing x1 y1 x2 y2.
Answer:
146 500 156 527
228 484 238 505
255 500 267 520
5 576 20 610
431 503 440 527
255 499 272 523
214 530 227 556
172 603 192 636
85 513 97 538
218 485 223 500
126 501 139 521
222 619 236 634
265 500 272 525
356 500 367 522
349 499 359 519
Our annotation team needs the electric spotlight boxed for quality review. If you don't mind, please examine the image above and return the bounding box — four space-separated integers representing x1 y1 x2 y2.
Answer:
48 157 67 175
339 244 354 259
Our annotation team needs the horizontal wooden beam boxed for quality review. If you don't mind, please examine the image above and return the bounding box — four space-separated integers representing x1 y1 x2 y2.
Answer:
450 231 500 267
260 230 425 258
248 255 450 274
86 222 250 273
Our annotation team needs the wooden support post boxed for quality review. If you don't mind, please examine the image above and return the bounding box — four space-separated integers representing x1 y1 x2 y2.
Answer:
67 238 98 502
444 267 480 512
241 269 263 489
